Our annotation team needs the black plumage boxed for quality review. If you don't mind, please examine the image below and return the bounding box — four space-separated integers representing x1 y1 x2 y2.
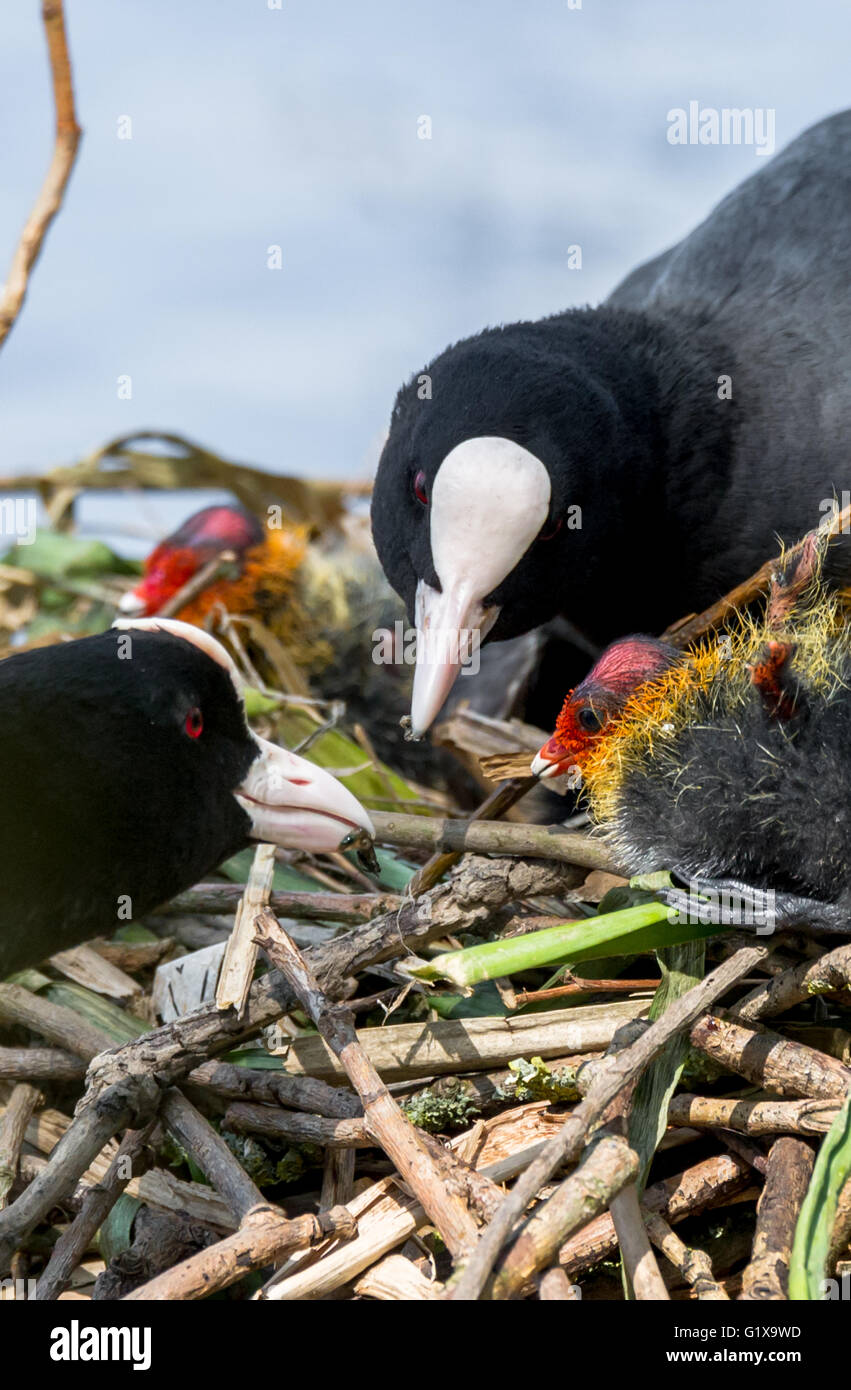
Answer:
531 536 851 936
372 109 851 734
0 619 373 977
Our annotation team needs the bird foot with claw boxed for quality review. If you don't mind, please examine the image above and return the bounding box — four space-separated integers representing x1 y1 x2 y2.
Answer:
659 874 851 938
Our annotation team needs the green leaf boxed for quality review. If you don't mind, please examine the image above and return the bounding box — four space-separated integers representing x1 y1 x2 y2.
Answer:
789 1091 851 1299
429 982 509 1019
97 1194 142 1264
3 531 138 580
43 981 150 1042
270 706 428 814
242 686 283 718
220 1047 286 1069
629 941 705 1189
411 901 726 988
112 923 160 943
219 849 323 895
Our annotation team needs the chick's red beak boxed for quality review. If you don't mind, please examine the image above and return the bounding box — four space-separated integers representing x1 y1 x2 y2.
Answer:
119 547 202 618
530 733 577 780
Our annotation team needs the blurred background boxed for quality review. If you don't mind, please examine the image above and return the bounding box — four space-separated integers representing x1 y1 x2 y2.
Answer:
0 0 849 546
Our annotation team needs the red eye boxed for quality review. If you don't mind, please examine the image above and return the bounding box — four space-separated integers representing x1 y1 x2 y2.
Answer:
539 517 563 542
185 707 204 739
413 469 428 505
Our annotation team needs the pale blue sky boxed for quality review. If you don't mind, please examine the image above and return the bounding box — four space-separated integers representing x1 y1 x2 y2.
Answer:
0 0 849 537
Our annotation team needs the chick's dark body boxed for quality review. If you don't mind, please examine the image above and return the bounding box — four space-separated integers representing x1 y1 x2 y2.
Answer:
0 630 255 977
613 673 851 907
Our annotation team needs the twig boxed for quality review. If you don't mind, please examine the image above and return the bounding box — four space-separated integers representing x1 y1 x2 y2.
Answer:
740 1137 815 1300
669 1092 839 1137
643 1209 729 1300
152 885 400 923
661 501 851 648
407 777 537 896
253 910 481 1258
188 1059 360 1119
0 1047 85 1083
223 1103 369 1150
488 1133 639 1299
157 550 237 618
0 982 111 1061
0 0 82 351
514 975 661 1008
0 1085 41 1208
610 1182 670 1300
732 942 851 1023
160 1089 266 1225
34 1122 156 1300
216 842 276 1014
537 1267 580 1300
123 1205 357 1301
374 809 624 875
689 1014 851 1099
446 943 768 1300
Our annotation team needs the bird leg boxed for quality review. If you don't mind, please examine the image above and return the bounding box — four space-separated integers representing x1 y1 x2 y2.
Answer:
659 874 851 938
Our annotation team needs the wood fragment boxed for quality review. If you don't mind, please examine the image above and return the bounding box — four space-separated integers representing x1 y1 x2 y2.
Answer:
610 1182 670 1301
254 911 481 1258
739 1136 814 1301
352 1252 441 1300
669 1092 839 1136
48 944 141 1000
447 944 767 1300
689 1014 851 1098
0 1084 41 1209
268 999 648 1083
0 0 82 352
643 1209 729 1300
488 1133 639 1299
537 1266 580 1300
34 1123 157 1301
216 842 276 1013
122 1205 356 1301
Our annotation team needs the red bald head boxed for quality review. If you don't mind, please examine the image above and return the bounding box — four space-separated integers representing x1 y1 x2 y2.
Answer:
120 506 264 618
532 635 681 780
